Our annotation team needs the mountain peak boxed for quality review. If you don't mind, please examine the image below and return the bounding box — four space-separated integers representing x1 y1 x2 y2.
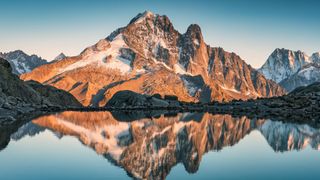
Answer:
142 10 154 17
273 48 291 54
187 24 202 34
260 48 311 83
185 24 203 45
54 53 66 61
4 49 27 56
129 10 155 24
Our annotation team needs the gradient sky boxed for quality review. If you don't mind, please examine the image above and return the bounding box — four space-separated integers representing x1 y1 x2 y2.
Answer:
0 0 319 68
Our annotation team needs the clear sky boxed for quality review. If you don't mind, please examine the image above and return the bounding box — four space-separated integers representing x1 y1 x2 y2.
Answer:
0 0 319 68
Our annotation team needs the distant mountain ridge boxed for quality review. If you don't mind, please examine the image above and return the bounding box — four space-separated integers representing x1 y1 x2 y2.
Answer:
0 50 47 75
21 11 285 106
259 48 320 91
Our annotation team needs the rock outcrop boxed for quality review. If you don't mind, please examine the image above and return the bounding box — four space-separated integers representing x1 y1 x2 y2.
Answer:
53 53 67 61
106 90 169 108
25 80 82 107
0 58 81 124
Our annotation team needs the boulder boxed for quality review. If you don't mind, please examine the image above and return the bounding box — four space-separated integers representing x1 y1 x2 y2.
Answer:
106 90 169 108
25 80 82 108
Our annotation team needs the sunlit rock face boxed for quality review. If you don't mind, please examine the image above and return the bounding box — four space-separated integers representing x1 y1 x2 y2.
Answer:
26 111 320 179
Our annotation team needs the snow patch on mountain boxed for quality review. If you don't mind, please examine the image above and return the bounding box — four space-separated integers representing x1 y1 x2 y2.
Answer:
297 66 316 80
174 63 192 75
104 34 132 73
59 34 132 74
220 85 241 94
193 39 199 46
11 58 31 74
280 63 320 91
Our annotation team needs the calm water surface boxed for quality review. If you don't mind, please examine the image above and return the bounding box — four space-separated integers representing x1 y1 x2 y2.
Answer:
0 111 319 180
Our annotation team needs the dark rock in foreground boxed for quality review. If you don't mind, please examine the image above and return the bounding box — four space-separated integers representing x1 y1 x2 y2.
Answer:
212 82 320 125
106 90 173 108
25 80 81 108
0 57 82 125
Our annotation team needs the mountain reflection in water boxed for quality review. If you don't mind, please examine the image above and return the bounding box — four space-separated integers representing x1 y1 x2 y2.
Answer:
3 111 320 180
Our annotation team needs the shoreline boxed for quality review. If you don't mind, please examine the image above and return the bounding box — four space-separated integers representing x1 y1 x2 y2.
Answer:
2 92 319 128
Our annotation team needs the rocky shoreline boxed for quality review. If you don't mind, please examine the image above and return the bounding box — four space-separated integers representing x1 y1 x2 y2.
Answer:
100 84 320 126
2 88 319 128
1 101 319 129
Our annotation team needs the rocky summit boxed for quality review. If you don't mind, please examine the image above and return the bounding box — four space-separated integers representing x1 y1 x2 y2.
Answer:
21 11 285 107
259 48 320 91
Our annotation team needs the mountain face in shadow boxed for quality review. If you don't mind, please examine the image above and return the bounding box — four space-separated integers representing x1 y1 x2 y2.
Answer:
259 48 320 92
0 50 47 75
4 111 313 179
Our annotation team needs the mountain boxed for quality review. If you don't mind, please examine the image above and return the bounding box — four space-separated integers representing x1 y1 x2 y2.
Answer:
0 57 81 122
53 53 67 61
0 50 47 75
21 11 285 106
259 48 310 83
259 48 320 91
280 63 320 92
